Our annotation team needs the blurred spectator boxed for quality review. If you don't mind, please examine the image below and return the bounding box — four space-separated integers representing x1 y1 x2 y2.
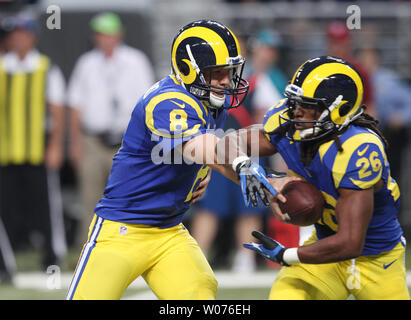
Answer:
326 20 376 117
243 30 284 123
190 34 278 274
248 29 301 267
0 17 14 285
0 24 8 54
249 29 288 96
358 47 411 189
0 13 67 281
67 12 155 247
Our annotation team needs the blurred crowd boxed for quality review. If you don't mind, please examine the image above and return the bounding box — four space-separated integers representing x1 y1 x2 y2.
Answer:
0 4 410 285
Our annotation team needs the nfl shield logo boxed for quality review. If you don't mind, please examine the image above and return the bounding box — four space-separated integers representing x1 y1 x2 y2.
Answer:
119 225 128 236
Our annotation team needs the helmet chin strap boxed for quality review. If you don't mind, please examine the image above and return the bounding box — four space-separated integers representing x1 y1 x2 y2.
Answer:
209 92 225 108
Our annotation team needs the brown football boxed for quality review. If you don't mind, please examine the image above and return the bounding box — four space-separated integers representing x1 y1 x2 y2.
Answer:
278 181 324 226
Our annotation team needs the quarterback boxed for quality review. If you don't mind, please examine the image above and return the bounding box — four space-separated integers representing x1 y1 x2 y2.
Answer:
228 56 409 299
66 20 288 300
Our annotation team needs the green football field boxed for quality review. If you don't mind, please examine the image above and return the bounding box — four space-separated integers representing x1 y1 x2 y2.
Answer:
0 248 410 300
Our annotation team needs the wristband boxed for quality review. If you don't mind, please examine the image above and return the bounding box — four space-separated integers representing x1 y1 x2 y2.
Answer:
282 248 300 266
232 156 250 172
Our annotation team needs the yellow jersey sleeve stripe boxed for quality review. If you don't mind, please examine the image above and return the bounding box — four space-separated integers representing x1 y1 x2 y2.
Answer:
169 74 180 85
387 174 400 201
318 139 335 163
349 171 382 189
184 165 210 202
288 169 305 180
145 91 206 139
332 132 386 189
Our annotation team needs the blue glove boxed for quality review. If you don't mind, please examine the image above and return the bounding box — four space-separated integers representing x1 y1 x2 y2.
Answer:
243 230 289 266
234 158 278 207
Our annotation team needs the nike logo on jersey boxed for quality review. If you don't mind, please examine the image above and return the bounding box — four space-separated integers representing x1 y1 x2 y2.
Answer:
383 259 397 269
171 100 185 108
357 145 369 156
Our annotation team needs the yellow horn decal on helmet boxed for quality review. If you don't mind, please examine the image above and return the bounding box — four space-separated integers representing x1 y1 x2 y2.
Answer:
291 60 309 84
301 62 363 125
172 26 229 84
330 100 348 125
226 26 241 57
180 59 197 84
301 63 363 107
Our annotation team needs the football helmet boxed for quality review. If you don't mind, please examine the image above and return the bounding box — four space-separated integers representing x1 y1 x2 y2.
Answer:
171 20 249 109
279 56 364 141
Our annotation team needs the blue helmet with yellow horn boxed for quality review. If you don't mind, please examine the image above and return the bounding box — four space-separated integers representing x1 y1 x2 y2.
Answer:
280 56 364 141
171 20 249 110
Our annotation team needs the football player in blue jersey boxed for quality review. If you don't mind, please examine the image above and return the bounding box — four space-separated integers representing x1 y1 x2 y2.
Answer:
225 56 409 299
66 20 292 300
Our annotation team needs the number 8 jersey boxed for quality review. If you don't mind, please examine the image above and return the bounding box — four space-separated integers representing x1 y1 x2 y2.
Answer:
263 99 403 255
95 75 227 228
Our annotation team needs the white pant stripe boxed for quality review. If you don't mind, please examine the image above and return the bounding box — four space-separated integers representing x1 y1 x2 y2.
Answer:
66 216 103 300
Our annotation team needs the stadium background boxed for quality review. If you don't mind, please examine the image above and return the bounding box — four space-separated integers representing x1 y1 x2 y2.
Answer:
0 0 410 299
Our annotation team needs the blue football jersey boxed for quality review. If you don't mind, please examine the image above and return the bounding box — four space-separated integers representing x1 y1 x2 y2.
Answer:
95 75 227 228
263 99 403 255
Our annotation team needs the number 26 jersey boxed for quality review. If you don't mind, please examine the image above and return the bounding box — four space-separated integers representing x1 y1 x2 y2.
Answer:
263 99 403 255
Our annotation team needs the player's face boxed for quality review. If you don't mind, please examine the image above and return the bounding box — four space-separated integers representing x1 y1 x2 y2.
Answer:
203 67 231 98
7 28 36 54
93 32 122 55
293 103 320 130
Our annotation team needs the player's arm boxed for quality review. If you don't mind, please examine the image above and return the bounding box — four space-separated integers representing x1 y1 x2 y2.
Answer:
219 126 299 209
296 139 386 263
215 99 300 207
68 107 83 169
296 187 374 263
182 126 291 207
45 103 65 170
217 125 278 160
244 138 385 266
45 65 66 171
244 187 374 266
181 133 238 183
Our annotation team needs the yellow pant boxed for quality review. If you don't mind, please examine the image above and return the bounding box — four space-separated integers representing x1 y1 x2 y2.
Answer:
67 215 217 300
270 235 409 300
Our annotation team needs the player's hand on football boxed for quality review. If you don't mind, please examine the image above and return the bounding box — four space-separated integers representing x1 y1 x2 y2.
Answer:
189 169 211 204
266 175 301 223
233 157 278 207
243 230 289 266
